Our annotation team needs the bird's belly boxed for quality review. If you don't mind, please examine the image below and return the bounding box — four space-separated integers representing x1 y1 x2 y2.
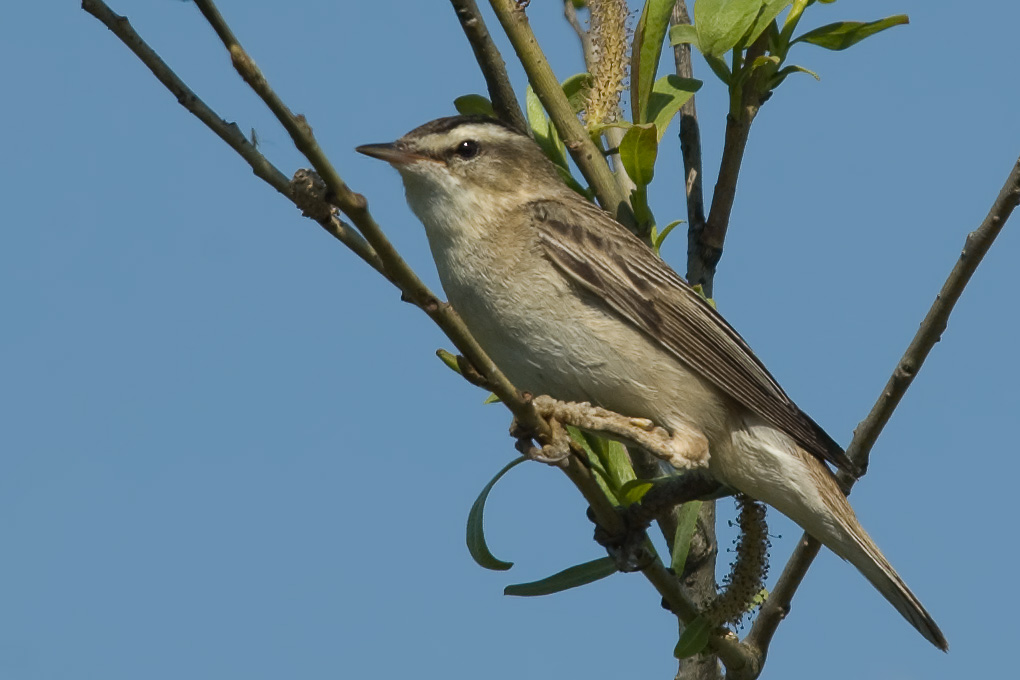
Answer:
444 269 730 442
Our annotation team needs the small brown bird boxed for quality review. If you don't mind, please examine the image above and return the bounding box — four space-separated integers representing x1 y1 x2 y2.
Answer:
358 115 947 650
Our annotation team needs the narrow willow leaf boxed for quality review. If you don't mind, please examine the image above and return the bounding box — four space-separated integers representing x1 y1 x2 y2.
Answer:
562 72 594 115
600 438 638 490
674 615 712 658
482 392 501 404
453 94 496 117
671 500 703 573
504 557 618 597
619 479 655 507
436 349 462 374
525 86 570 170
668 23 700 50
631 0 679 124
652 219 684 252
771 62 819 88
466 457 526 571
694 0 762 57
647 75 702 141
794 15 909 51
565 426 617 501
618 124 658 187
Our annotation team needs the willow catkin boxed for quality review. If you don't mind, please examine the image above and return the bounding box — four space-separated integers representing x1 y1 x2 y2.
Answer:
584 0 629 128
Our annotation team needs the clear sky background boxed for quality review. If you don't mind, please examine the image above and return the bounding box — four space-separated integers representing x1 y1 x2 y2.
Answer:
2 1 1018 678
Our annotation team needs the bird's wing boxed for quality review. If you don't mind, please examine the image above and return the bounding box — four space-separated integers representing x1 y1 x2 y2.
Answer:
531 199 856 475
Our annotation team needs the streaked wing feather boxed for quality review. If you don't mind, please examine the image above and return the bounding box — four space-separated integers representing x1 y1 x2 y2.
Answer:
531 199 855 474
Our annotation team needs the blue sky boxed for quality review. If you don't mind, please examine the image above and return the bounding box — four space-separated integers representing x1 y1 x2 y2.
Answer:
2 1 1018 678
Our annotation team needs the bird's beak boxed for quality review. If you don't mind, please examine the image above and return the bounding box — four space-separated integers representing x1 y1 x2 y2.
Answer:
356 142 426 165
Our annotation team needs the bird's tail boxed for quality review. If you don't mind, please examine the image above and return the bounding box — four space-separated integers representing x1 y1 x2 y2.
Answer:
719 424 948 651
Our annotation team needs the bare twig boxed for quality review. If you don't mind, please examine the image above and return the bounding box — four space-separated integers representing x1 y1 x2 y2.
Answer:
449 0 528 132
79 0 381 272
745 154 1020 660
488 0 634 227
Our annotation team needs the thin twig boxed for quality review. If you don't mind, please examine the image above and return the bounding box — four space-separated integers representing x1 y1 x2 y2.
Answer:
697 32 769 298
449 0 528 133
745 153 1020 659
488 0 634 227
79 0 381 272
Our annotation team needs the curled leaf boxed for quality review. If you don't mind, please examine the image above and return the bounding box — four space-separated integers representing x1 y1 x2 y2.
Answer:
466 457 526 571
504 557 618 597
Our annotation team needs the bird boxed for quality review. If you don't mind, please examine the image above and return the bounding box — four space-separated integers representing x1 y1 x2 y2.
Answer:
356 114 947 650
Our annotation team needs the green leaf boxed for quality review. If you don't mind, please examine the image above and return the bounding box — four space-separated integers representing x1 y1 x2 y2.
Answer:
647 75 702 141
561 72 593 115
618 124 658 187
702 53 733 84
504 557 618 596
771 62 819 88
600 438 637 491
632 0 679 124
794 15 909 51
466 457 526 571
565 426 617 501
436 349 462 374
525 86 570 170
668 23 700 50
670 500 703 573
694 0 762 57
743 0 793 48
652 219 684 252
482 392 501 404
619 479 655 507
674 616 712 658
453 94 495 117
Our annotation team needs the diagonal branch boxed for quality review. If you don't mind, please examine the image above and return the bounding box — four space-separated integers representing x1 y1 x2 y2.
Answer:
449 0 528 133
745 153 1020 661
82 0 754 669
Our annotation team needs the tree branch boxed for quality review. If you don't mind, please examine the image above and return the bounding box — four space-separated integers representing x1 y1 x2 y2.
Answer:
696 33 769 298
82 1 755 670
670 6 723 679
670 2 708 290
745 153 1020 662
449 0 528 133
487 0 634 227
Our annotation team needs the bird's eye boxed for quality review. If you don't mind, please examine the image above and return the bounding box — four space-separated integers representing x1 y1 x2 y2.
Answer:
454 139 480 159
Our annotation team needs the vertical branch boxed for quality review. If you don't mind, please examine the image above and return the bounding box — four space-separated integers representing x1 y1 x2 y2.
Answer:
449 0 529 133
671 2 709 289
670 5 722 680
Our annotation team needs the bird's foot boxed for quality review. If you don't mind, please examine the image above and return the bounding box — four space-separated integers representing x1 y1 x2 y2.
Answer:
529 396 710 470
